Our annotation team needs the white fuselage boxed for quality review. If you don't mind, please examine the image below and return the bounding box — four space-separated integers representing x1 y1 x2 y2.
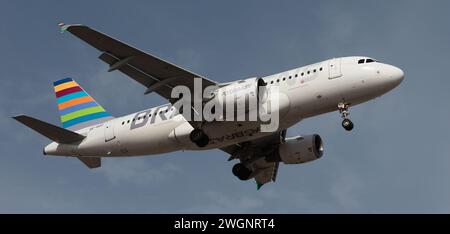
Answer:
44 56 404 157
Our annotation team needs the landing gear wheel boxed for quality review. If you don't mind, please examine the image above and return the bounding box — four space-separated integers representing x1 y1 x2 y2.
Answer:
232 163 252 181
338 102 354 131
342 119 354 131
189 129 209 148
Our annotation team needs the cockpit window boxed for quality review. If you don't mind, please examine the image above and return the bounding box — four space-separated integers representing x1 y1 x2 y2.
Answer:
358 58 377 64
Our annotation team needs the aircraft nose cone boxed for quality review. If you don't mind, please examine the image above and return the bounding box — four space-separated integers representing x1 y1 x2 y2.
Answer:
389 66 405 87
381 65 404 90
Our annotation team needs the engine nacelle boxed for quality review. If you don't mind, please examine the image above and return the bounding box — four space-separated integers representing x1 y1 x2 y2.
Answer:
212 77 289 121
278 135 324 164
215 77 260 116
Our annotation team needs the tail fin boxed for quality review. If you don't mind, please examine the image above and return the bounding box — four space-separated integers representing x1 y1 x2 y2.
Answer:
53 78 113 131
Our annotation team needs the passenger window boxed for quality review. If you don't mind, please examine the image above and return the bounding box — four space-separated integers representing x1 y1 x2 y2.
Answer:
301 73 304 76
320 67 323 71
277 79 280 83
127 120 130 123
271 81 274 84
313 69 317 73
295 74 298 78
283 78 286 81
358 59 365 64
307 71 310 74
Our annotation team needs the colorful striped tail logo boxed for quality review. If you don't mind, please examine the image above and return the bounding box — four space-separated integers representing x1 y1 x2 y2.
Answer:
54 78 113 131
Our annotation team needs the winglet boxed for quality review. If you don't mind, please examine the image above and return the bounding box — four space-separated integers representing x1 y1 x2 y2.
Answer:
257 183 264 190
58 22 83 33
58 22 69 33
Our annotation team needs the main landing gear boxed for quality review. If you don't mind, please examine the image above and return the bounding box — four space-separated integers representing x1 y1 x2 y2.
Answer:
190 129 209 148
232 163 253 181
338 102 354 131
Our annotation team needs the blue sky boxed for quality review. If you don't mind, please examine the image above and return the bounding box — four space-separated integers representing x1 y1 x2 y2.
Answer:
1 0 450 213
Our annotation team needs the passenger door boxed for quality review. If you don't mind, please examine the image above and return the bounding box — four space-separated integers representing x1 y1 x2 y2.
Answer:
328 58 342 79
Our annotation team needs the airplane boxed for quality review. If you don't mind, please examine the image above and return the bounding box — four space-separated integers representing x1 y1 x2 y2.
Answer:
14 23 404 189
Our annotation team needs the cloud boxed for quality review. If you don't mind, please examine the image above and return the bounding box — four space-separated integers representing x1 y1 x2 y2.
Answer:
98 158 183 186
329 169 363 211
180 190 265 213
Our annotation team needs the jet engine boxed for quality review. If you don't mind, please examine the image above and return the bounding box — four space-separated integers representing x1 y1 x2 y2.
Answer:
211 77 289 121
214 77 263 116
274 135 324 164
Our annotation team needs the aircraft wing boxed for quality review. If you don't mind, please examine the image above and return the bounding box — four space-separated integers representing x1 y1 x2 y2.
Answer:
60 24 218 102
252 159 280 189
221 130 286 189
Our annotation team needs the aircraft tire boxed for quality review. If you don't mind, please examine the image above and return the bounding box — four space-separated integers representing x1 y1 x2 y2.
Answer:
232 163 252 181
190 129 209 147
342 119 354 131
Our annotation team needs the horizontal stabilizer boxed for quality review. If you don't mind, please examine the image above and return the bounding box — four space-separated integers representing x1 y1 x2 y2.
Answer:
13 115 85 144
77 157 101 169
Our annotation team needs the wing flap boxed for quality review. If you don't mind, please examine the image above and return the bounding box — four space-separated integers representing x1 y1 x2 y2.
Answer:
98 52 173 97
253 159 279 187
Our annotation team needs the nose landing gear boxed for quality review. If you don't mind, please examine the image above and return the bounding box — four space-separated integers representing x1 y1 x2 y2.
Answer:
338 102 354 131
